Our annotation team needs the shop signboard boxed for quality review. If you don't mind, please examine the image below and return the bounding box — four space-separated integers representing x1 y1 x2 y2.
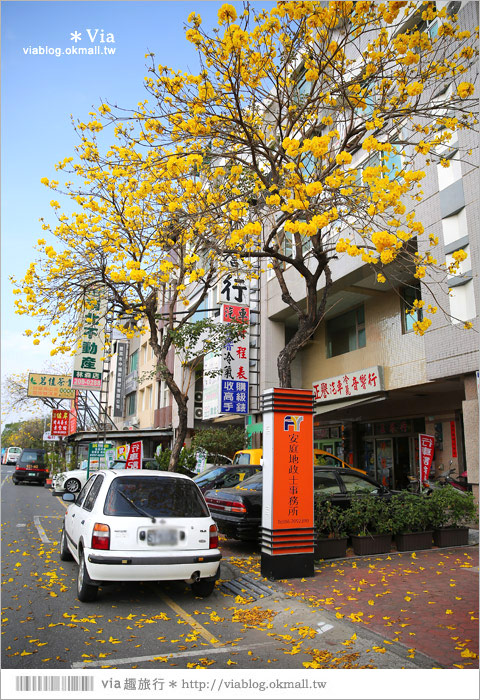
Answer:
125 441 143 469
419 434 435 484
43 432 60 442
202 303 250 418
217 274 250 306
27 373 75 399
113 341 128 417
87 442 114 477
312 366 383 403
72 286 107 391
202 351 222 419
51 409 72 436
450 421 458 458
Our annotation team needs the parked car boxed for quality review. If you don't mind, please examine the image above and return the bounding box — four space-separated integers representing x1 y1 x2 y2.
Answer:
233 447 365 474
3 446 22 465
55 458 158 494
12 448 48 486
205 467 393 541
60 469 221 602
193 464 262 494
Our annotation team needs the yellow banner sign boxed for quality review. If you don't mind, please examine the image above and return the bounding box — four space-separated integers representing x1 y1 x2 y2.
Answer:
27 374 76 399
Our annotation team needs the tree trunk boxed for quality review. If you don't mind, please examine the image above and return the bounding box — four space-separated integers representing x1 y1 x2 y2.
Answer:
277 317 318 388
168 397 188 471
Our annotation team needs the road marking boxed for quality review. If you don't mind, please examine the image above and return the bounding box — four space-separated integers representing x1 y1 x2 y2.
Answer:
1 473 12 488
157 590 223 647
16 524 27 528
316 621 334 635
71 641 272 668
33 516 50 543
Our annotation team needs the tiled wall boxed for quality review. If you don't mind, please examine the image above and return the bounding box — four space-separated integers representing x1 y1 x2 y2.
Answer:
301 290 426 391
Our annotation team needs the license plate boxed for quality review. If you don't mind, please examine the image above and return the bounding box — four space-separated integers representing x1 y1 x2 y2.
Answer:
29 472 36 477
146 528 178 546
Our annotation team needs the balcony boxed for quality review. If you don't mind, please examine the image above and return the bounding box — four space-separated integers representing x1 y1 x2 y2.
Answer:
154 405 172 429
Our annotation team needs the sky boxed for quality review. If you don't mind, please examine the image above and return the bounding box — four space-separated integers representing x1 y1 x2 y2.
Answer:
1 0 273 426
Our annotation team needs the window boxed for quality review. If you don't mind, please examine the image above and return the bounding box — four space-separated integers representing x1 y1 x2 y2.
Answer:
326 306 366 358
76 475 97 509
128 350 138 373
139 389 145 411
339 473 380 495
83 474 104 511
442 208 467 246
142 343 148 365
127 392 137 416
313 471 342 495
449 280 476 323
401 284 423 333
147 385 152 409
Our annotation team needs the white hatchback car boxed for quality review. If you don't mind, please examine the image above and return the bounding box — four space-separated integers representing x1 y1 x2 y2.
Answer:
60 469 221 602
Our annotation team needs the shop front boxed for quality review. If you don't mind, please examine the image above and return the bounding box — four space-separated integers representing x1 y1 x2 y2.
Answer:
356 418 425 490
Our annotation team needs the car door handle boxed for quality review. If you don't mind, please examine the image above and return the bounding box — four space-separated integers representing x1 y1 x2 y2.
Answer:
81 520 85 525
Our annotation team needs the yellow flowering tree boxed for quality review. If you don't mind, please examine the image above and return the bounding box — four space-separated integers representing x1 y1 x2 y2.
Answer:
111 0 478 385
11 121 243 468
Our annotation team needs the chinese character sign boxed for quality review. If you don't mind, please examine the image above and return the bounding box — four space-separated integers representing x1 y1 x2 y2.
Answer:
419 434 435 483
114 341 128 417
51 409 71 436
312 366 383 402
218 274 250 306
450 421 458 458
72 287 107 391
27 373 76 399
125 441 143 469
273 407 314 530
202 351 222 419
219 304 249 414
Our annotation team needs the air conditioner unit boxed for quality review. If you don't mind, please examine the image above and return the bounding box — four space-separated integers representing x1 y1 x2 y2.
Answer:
194 407 203 419
127 416 139 428
194 391 203 404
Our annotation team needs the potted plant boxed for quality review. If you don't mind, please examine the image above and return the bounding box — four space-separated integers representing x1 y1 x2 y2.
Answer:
343 494 394 555
314 496 348 560
429 486 477 547
390 492 434 551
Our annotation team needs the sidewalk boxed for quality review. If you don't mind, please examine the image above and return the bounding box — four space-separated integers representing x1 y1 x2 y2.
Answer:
220 535 478 669
275 543 479 669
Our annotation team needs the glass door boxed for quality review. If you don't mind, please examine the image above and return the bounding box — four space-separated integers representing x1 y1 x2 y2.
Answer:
375 438 394 489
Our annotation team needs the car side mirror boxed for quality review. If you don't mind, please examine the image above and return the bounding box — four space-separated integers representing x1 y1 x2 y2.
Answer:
62 493 76 502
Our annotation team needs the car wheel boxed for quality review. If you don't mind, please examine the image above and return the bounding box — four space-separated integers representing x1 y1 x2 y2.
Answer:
59 526 73 561
191 579 216 598
64 478 81 494
12 478 19 485
77 551 98 602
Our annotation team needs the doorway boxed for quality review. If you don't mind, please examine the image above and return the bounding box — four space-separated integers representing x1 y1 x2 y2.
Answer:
375 438 394 489
394 437 411 490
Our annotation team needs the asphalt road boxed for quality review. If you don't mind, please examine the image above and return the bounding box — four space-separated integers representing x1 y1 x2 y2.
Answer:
1 465 438 672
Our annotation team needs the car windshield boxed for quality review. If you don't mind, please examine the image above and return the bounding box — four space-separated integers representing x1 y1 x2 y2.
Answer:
315 453 341 467
193 467 226 485
233 453 250 465
104 476 209 518
20 451 45 466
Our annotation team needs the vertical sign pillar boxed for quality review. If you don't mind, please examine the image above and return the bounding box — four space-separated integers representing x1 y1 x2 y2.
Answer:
261 388 315 580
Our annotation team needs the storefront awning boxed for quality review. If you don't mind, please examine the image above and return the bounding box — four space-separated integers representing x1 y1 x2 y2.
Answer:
314 393 386 417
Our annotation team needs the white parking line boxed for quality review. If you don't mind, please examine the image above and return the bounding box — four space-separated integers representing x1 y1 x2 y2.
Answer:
71 641 273 668
33 516 50 543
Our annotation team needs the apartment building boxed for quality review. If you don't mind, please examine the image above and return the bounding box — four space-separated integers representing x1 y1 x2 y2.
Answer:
253 1 479 497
